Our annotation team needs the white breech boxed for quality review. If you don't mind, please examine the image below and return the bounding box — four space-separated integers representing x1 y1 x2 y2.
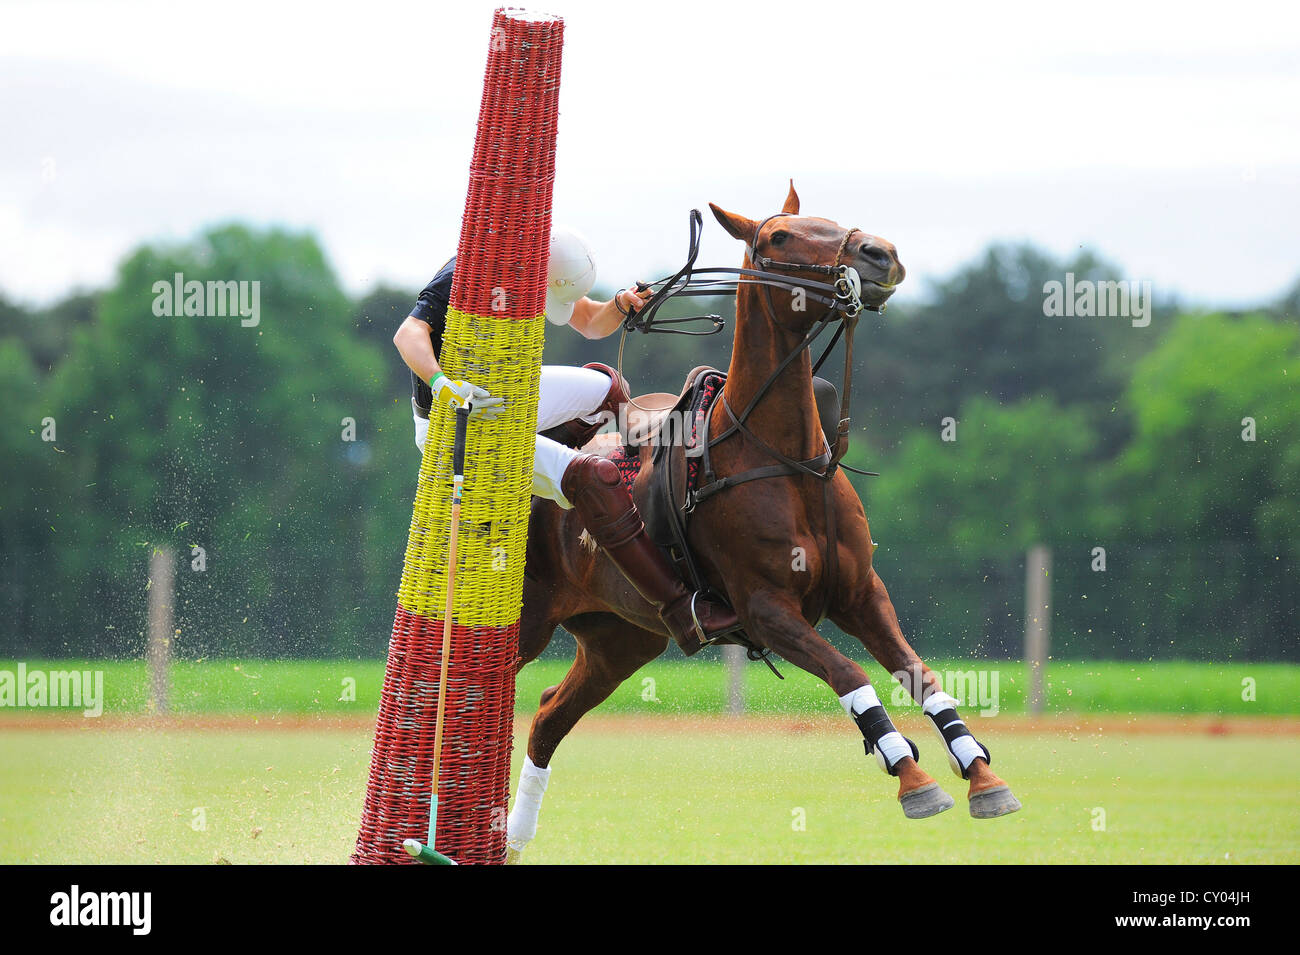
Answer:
415 365 612 509
532 435 583 509
535 365 612 432
412 400 429 451
533 365 610 508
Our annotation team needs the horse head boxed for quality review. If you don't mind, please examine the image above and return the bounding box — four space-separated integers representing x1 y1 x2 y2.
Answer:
708 181 904 333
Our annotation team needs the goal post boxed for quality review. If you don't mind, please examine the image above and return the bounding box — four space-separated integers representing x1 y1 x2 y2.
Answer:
352 8 564 866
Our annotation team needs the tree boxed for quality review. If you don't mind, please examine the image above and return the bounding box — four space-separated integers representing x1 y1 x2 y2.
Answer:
853 396 1100 657
858 243 1168 456
1108 312 1300 549
27 224 413 657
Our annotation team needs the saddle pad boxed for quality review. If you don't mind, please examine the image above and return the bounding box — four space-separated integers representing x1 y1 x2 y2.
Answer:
681 371 726 489
606 443 641 495
639 369 727 552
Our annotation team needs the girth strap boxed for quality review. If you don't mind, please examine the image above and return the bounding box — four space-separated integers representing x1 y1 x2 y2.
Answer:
689 392 833 510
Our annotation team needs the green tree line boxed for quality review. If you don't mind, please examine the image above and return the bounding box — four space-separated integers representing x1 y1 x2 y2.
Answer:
2 225 1296 660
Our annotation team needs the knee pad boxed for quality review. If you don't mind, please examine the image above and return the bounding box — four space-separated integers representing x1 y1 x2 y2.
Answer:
560 455 643 546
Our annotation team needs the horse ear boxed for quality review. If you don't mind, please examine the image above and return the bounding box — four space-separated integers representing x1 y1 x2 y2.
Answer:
709 203 756 243
782 180 800 214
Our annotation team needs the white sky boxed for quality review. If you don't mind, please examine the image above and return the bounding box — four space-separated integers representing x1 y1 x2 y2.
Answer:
2 0 1298 308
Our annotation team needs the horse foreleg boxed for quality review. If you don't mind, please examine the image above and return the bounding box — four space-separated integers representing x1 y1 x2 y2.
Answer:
833 569 1021 818
743 590 951 819
507 614 668 863
517 575 567 672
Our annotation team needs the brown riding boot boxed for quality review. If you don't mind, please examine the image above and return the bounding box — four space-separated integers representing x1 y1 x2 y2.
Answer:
560 453 740 655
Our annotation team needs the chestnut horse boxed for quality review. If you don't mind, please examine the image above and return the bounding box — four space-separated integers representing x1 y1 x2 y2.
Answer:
509 183 1020 861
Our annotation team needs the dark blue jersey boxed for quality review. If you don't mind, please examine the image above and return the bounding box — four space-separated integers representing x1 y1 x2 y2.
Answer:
409 256 455 416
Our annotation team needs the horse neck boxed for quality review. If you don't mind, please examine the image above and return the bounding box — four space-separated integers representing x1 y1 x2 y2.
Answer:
720 283 824 459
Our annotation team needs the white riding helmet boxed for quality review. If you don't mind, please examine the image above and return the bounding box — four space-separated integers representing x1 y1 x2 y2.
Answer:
545 225 597 325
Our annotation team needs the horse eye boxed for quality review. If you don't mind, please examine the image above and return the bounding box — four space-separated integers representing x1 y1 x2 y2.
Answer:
770 231 788 246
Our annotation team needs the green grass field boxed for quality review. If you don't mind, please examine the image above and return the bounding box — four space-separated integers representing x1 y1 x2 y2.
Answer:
2 657 1295 716
1 719 1295 864
2 658 1296 864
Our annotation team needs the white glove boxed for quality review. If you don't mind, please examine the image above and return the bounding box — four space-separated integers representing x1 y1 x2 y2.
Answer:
430 373 505 420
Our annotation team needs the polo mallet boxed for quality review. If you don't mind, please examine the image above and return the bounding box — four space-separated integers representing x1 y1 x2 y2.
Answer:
402 402 471 867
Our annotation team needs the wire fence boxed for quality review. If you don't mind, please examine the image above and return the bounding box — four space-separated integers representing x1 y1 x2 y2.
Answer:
1 540 1294 661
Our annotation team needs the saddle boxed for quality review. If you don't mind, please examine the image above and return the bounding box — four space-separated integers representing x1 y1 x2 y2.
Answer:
549 366 845 656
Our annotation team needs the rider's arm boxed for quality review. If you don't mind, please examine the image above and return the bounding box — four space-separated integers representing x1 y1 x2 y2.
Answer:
567 288 650 340
394 316 443 385
400 258 454 389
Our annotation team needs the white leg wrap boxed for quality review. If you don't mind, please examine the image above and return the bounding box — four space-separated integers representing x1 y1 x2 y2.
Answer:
506 756 552 852
839 684 914 775
838 683 880 717
873 732 914 775
923 691 987 777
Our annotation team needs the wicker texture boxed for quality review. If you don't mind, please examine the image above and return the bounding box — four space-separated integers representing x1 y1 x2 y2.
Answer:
352 7 563 866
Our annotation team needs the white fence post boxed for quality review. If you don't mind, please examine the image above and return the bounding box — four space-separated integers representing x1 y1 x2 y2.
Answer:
1025 545 1052 717
722 643 745 716
148 546 175 714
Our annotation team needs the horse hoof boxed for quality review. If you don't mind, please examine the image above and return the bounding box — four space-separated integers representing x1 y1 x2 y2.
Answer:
969 785 1022 819
899 782 955 819
505 846 523 865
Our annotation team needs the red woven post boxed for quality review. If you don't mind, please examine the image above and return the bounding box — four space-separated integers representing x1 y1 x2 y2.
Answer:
352 7 564 866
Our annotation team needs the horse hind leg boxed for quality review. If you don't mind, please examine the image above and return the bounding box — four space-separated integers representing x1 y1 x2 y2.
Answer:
517 574 566 672
833 569 1021 819
506 613 668 863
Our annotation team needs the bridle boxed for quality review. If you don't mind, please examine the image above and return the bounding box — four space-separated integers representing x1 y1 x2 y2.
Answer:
620 208 888 632
618 208 882 477
744 211 867 323
721 210 871 472
618 208 876 335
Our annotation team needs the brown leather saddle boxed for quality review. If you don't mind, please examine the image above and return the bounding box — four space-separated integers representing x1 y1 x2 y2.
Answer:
542 365 845 665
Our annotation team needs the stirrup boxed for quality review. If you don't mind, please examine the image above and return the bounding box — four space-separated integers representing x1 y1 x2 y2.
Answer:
693 597 784 681
686 592 743 646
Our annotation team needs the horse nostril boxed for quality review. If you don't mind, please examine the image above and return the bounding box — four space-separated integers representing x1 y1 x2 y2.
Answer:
860 244 891 270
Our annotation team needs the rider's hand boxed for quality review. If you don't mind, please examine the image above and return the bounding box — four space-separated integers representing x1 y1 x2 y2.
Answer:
430 373 505 421
615 285 651 314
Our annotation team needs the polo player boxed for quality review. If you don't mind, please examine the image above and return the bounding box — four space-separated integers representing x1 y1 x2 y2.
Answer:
392 227 740 652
